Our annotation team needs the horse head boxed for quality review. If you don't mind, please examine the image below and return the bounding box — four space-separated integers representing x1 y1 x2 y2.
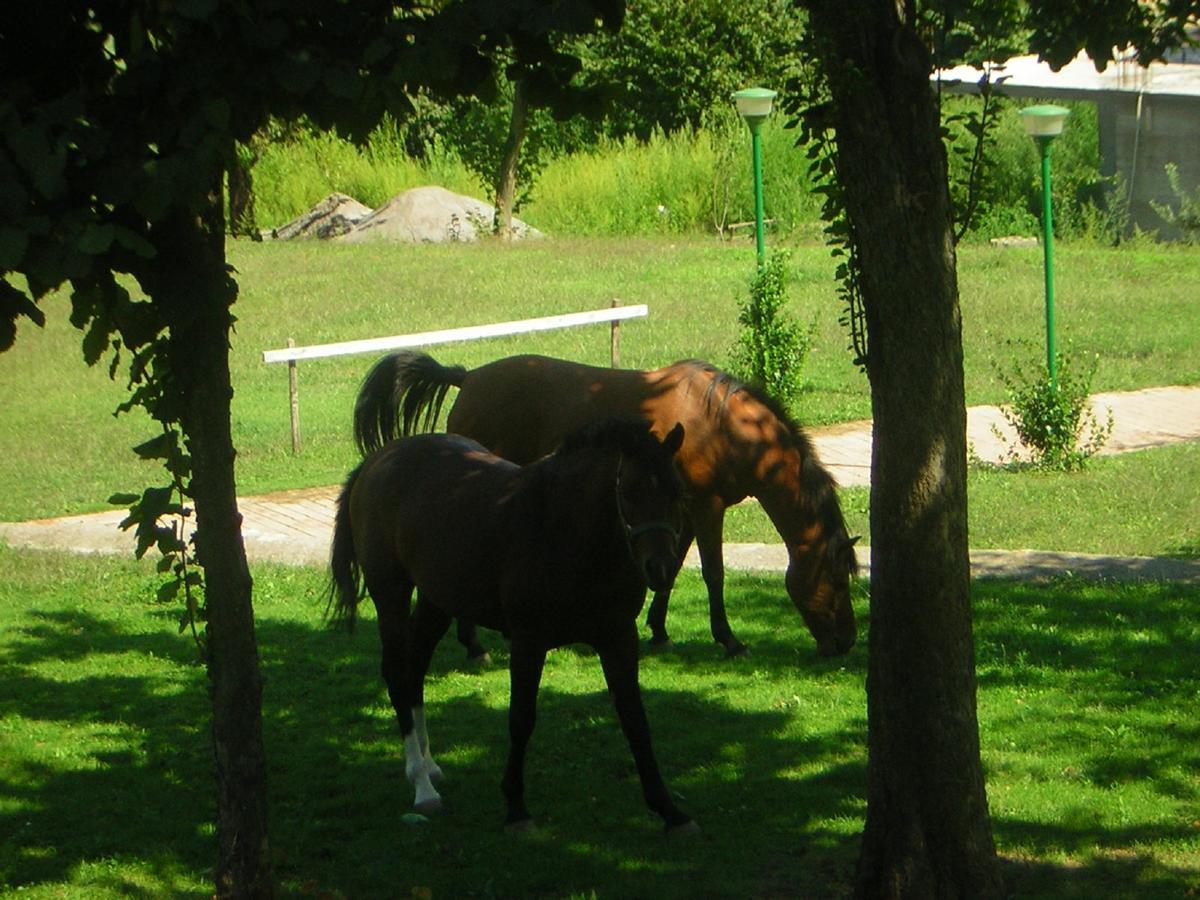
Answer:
785 530 859 656
614 422 686 592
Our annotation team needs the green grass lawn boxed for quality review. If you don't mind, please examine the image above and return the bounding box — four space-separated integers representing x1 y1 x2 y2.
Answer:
1 237 1197 524
1 546 1197 898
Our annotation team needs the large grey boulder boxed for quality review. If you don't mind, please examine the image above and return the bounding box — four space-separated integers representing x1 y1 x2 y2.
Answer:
340 186 541 243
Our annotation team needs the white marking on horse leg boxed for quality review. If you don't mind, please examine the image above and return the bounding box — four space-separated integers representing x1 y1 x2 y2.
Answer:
404 728 442 813
413 705 443 783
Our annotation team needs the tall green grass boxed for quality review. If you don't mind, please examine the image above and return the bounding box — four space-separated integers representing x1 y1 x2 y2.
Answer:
249 118 823 239
247 94 1117 243
251 128 487 230
523 119 822 238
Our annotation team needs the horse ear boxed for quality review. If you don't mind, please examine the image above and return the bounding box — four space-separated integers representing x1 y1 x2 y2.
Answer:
662 422 685 455
829 533 861 560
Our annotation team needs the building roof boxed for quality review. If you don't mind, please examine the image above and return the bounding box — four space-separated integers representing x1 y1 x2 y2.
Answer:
937 50 1200 101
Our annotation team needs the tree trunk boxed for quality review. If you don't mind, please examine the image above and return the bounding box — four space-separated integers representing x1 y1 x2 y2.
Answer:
152 194 273 898
494 79 529 240
803 3 1003 897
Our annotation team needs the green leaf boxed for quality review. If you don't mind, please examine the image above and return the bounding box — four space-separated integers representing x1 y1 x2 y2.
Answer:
78 222 115 255
176 0 218 19
111 226 156 258
0 227 28 268
157 579 181 604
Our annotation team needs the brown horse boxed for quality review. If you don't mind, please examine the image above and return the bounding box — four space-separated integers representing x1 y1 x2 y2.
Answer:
328 418 697 834
354 351 859 658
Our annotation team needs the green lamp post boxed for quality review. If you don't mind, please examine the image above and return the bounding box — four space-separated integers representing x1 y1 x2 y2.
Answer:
1020 103 1071 390
733 87 777 269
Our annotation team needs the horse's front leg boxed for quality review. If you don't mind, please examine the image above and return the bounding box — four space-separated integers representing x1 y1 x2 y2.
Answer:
501 635 547 832
644 519 695 649
692 500 746 657
598 625 697 835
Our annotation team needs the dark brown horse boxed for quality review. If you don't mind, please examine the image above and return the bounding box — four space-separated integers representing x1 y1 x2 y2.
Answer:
328 417 697 834
354 351 859 658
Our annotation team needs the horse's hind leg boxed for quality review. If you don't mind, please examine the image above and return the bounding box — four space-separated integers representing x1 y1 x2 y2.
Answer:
597 625 696 834
409 596 453 786
455 617 491 664
372 579 441 813
501 635 547 832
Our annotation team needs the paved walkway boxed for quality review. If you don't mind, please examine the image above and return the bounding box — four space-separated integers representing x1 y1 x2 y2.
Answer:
2 386 1199 583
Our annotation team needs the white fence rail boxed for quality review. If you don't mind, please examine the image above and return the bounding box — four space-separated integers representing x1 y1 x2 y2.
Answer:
263 301 647 453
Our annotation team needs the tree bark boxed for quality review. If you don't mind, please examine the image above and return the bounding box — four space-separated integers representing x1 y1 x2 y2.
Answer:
494 79 529 240
152 195 273 898
803 3 1003 897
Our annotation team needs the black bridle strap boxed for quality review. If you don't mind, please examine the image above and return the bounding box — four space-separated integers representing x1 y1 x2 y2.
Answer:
624 519 681 541
615 456 681 547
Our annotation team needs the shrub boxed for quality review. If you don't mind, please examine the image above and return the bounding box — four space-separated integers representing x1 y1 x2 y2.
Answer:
1151 162 1200 242
992 343 1114 471
730 251 812 405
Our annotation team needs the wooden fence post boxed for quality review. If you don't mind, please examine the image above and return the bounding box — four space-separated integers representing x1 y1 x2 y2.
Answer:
611 298 621 368
287 337 300 455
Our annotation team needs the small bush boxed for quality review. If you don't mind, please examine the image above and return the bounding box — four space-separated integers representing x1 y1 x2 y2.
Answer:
1151 162 1200 242
730 251 812 405
993 343 1114 471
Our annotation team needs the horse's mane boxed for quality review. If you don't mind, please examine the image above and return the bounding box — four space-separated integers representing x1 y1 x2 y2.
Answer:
517 417 680 543
679 360 850 544
556 416 664 459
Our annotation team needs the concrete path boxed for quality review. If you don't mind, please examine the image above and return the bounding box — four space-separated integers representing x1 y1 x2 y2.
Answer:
3 385 1198 584
814 384 1200 486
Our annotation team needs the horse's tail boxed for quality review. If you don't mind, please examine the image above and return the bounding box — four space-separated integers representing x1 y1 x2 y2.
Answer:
353 350 467 455
326 467 365 630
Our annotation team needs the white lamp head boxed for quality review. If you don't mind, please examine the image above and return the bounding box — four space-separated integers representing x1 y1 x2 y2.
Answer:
733 87 777 125
1020 104 1071 139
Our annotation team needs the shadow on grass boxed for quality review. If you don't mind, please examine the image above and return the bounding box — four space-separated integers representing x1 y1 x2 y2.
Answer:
971 578 1200 899
0 606 212 893
260 588 869 899
1 572 868 899
2 564 1197 898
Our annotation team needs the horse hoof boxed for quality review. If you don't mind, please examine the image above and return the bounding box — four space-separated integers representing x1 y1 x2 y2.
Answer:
505 818 537 836
666 819 701 838
468 651 493 667
647 638 674 653
723 641 748 658
413 797 442 815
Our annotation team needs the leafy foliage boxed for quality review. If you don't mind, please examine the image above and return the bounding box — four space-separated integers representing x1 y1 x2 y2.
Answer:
1151 162 1200 242
731 251 812 405
992 344 1115 471
576 0 807 140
